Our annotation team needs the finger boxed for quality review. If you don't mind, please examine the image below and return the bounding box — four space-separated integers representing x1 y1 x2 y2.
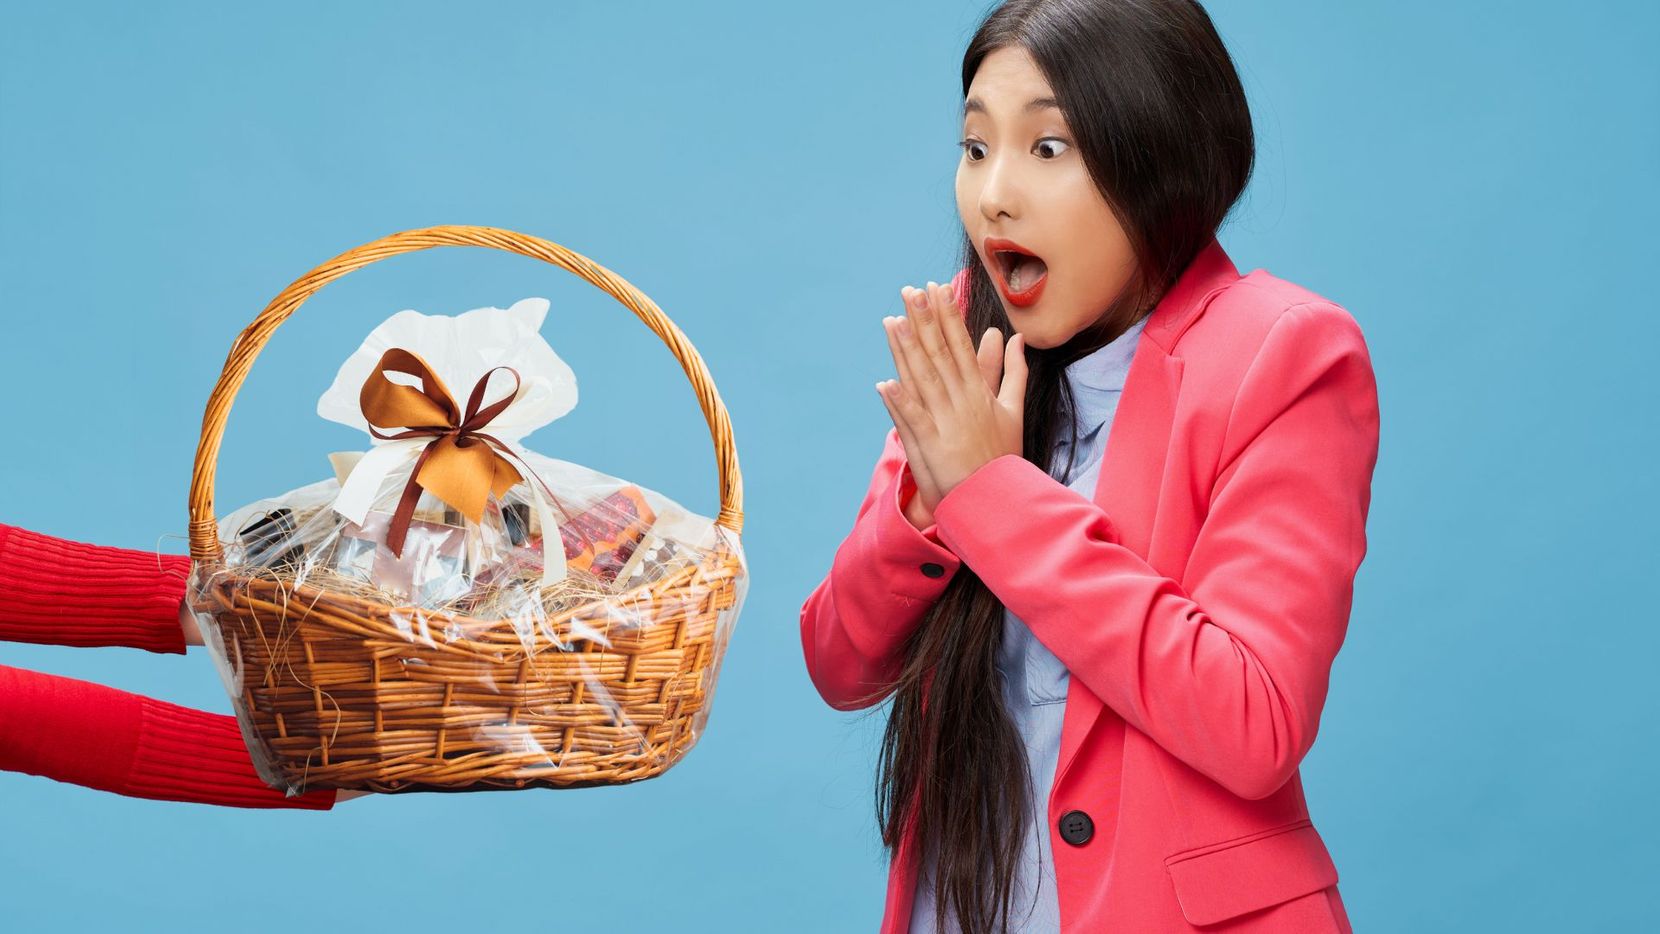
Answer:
888 286 932 381
976 326 1004 394
899 283 958 414
891 290 942 414
998 331 1029 410
892 374 936 435
930 281 983 388
912 280 973 394
877 379 937 496
884 302 923 395
878 378 939 499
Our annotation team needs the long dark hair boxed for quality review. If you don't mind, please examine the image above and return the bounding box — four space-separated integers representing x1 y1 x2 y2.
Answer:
867 2 1256 931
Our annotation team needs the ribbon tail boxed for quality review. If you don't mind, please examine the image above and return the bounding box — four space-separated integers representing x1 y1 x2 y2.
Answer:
487 438 566 587
524 470 568 587
331 441 425 526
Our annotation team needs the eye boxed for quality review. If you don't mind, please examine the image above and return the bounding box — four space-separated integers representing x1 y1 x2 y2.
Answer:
957 137 1070 162
1035 137 1070 159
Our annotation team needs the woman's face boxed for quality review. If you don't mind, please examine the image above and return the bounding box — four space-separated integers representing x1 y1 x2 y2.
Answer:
955 45 1141 350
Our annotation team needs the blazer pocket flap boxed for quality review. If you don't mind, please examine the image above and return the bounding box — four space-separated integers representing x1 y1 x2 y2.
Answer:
1163 819 1338 927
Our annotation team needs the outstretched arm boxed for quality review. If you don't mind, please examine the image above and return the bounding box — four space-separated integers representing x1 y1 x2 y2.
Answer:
0 523 357 805
928 303 1381 800
0 662 338 809
0 522 191 654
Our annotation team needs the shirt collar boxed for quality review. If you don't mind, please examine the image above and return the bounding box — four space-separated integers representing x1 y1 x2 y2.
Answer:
1065 311 1148 393
1058 313 1149 444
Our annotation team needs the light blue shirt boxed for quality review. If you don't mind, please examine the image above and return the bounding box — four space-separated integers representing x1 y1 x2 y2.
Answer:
909 312 1147 933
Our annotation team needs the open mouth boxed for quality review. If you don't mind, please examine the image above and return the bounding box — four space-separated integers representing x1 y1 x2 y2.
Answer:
986 237 1050 307
997 250 1048 293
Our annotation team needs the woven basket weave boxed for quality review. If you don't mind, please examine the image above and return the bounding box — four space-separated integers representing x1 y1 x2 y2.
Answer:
184 225 745 794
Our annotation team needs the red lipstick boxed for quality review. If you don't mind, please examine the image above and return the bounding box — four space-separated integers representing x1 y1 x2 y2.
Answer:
984 236 1048 308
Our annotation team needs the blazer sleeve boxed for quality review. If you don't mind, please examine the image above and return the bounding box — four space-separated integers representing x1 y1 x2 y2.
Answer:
800 427 965 711
929 302 1381 799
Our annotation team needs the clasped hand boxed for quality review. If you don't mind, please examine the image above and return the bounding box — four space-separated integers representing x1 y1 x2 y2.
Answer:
876 281 1028 526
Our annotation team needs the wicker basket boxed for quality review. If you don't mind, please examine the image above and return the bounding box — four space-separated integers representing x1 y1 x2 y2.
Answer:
184 225 746 794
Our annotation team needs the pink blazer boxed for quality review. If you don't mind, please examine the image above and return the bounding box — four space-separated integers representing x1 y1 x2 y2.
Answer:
800 236 1380 932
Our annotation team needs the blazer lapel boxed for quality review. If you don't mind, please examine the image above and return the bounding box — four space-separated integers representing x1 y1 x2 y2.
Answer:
1053 347 1184 789
1051 236 1239 789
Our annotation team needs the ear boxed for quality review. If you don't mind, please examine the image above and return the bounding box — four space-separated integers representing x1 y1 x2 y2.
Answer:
950 267 970 318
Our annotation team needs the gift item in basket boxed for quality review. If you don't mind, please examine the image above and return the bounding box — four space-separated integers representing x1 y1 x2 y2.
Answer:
556 485 655 585
503 501 532 546
332 505 471 606
182 229 749 799
614 504 722 591
327 448 495 603
484 485 659 586
235 507 305 569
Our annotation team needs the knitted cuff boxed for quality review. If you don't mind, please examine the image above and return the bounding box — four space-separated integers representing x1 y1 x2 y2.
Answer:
129 697 337 810
0 662 335 810
0 522 190 654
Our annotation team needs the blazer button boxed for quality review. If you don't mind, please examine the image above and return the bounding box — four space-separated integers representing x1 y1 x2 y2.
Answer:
1058 809 1094 846
920 562 945 578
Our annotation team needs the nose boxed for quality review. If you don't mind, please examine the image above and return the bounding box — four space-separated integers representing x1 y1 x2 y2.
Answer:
978 152 1019 223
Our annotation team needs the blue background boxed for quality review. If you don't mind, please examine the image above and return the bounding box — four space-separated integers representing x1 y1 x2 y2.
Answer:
2 1 1654 930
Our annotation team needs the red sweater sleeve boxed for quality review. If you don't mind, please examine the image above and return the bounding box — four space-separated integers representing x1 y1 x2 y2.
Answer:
0 662 337 810
0 522 190 654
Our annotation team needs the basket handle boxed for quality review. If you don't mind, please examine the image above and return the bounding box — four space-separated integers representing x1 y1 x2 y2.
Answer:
187 224 744 564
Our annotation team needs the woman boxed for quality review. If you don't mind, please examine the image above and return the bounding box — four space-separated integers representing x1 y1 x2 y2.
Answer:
0 521 364 809
799 1 1379 932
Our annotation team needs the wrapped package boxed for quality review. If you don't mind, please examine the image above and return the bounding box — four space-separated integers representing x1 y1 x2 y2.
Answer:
184 296 748 796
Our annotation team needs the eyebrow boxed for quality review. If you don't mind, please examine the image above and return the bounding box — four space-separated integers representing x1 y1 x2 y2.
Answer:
962 95 1060 117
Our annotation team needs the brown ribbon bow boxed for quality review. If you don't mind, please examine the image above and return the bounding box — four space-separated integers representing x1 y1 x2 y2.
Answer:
359 347 546 558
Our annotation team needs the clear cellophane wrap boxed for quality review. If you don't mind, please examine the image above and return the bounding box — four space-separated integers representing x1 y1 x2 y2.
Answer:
184 297 748 795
